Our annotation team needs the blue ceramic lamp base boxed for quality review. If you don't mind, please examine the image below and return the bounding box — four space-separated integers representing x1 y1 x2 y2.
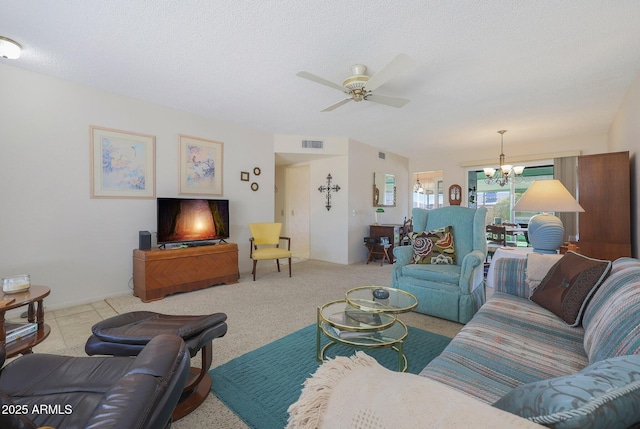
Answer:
528 213 564 254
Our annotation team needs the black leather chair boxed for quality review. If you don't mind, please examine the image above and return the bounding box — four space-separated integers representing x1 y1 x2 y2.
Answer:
85 311 228 420
0 333 189 429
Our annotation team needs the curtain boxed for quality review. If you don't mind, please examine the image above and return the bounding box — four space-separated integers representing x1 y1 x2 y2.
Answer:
553 156 579 242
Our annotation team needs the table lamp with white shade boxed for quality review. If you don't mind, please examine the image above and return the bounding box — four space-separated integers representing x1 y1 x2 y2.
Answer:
513 179 584 254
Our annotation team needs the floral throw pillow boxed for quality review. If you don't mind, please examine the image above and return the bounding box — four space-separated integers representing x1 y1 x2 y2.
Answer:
409 226 456 265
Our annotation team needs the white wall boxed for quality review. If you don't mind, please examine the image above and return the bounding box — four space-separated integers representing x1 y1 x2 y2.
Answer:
2 61 633 311
348 139 409 263
309 156 349 263
274 134 349 158
274 165 287 225
0 64 274 310
274 135 409 264
609 69 640 257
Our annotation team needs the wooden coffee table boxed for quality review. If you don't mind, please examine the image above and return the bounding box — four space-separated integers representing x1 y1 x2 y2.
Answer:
0 285 51 358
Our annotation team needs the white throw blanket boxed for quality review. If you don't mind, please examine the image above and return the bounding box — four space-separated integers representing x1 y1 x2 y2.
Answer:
526 253 563 294
287 351 542 428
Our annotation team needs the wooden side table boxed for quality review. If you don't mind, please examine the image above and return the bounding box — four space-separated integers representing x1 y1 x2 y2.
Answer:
0 285 51 358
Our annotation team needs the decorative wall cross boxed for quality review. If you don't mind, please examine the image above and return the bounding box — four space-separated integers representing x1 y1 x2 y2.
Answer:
318 174 341 211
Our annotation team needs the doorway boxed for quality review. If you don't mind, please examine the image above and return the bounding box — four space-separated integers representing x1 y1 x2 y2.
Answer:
285 165 310 259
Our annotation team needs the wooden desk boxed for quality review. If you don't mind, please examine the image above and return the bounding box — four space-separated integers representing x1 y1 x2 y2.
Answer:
0 285 51 358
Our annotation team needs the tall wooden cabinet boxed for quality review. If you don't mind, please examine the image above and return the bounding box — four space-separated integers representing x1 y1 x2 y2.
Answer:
577 151 632 261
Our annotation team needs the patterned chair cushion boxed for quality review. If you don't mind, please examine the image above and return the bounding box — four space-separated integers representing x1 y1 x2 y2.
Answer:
493 355 640 429
409 226 456 265
530 251 611 327
582 258 640 363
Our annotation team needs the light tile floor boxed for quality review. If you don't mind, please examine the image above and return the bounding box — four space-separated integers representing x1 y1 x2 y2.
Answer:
9 300 119 355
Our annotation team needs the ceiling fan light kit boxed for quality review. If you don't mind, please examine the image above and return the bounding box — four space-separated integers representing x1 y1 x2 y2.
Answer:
297 53 414 112
0 36 21 59
342 65 369 102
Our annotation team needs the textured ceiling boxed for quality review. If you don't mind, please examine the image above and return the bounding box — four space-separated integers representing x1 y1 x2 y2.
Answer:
2 1 640 158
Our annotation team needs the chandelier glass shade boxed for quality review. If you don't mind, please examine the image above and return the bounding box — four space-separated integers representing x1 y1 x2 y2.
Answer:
413 177 423 193
483 130 524 187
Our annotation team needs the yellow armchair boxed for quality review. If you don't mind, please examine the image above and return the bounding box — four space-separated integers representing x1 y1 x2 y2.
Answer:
249 223 292 281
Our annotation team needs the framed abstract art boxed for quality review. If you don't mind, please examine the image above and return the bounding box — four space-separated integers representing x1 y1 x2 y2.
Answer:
90 126 155 198
179 135 223 195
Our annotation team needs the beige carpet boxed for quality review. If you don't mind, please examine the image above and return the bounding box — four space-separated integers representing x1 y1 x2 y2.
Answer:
100 260 463 428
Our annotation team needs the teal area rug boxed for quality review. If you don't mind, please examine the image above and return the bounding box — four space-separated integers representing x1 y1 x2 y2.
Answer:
209 324 451 429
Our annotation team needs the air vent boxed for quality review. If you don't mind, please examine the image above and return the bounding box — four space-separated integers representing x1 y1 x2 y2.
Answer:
301 140 324 149
378 152 386 160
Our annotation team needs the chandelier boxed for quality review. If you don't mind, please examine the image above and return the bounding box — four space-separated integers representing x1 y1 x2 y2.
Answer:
413 175 423 192
483 130 524 187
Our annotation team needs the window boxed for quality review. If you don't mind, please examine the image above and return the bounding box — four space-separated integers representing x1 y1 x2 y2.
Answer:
413 171 443 209
469 164 554 225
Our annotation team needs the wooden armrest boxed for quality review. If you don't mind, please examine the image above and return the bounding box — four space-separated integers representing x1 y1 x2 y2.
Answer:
280 236 291 250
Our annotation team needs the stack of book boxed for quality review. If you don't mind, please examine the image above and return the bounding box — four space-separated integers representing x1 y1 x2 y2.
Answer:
327 309 381 339
4 322 37 343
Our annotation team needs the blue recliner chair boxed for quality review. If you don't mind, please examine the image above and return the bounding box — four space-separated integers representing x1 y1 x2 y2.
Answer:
392 206 488 324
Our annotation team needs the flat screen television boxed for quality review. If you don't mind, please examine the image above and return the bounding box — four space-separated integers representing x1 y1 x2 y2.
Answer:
157 198 230 246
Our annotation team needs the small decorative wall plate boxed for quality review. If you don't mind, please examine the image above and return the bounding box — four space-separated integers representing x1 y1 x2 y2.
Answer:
251 182 259 191
253 167 261 176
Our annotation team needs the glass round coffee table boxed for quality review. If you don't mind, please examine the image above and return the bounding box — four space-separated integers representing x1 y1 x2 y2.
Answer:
316 286 417 371
346 285 418 313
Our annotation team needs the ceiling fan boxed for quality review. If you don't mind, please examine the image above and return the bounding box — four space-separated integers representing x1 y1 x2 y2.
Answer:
296 53 415 112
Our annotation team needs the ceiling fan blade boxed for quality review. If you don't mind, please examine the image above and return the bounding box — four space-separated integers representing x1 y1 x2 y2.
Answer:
296 71 345 92
365 94 410 108
321 98 353 112
364 53 415 91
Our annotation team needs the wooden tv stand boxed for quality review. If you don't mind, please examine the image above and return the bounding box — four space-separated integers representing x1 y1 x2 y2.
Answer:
133 243 239 302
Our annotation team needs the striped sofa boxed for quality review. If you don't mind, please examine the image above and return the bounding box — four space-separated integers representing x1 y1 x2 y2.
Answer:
420 256 640 428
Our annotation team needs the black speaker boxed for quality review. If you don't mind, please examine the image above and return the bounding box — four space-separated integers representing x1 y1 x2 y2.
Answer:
139 231 151 250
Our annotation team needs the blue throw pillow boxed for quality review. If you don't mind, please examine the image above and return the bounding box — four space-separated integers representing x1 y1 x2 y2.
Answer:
493 355 640 428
